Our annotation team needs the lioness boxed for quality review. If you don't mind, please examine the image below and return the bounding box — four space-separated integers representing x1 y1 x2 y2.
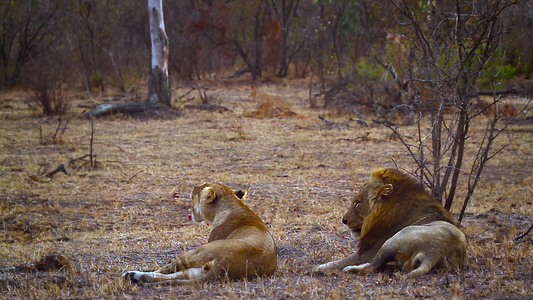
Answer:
123 183 277 285
317 168 466 277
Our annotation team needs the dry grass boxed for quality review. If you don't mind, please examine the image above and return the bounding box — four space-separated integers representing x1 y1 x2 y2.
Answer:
1 81 532 299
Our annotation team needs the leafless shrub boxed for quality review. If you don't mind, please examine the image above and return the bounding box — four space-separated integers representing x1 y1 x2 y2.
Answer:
30 76 70 116
39 114 71 145
381 0 524 222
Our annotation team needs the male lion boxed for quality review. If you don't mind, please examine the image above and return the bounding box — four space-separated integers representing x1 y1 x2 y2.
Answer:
317 168 466 277
344 183 466 277
123 183 277 285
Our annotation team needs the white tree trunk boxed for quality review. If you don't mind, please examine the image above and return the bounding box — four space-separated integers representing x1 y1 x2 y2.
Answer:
148 0 170 106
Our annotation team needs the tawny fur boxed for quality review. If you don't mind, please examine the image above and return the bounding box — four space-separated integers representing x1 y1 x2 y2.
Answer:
343 221 466 277
316 168 465 277
123 183 277 285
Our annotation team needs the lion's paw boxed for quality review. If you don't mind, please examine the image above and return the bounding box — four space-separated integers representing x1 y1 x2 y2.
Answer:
315 262 336 273
343 263 370 273
122 271 146 284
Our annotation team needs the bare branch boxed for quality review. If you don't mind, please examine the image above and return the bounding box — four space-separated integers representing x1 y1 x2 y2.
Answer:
514 223 533 242
47 164 68 178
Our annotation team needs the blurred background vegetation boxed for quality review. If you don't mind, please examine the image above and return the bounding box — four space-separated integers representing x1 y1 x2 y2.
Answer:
1 1 531 103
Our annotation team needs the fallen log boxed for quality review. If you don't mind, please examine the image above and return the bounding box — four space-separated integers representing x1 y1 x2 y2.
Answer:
84 102 160 117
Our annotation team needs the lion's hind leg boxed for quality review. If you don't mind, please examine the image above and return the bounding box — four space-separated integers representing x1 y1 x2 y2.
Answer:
342 252 392 274
343 242 396 274
123 260 215 285
315 252 364 273
404 252 439 278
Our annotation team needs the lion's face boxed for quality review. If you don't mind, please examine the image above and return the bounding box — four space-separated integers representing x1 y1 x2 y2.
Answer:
342 183 373 237
190 185 212 224
341 168 406 235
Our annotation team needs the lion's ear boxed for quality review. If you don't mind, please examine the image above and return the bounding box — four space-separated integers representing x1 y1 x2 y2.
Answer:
234 190 247 200
201 187 217 203
378 184 394 197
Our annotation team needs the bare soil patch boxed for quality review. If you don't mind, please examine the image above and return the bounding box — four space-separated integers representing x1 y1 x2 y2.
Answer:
1 81 532 299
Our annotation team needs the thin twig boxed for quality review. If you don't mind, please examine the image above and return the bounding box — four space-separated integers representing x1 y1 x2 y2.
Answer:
47 164 68 178
383 122 421 168
59 115 72 139
318 115 336 126
39 125 43 145
52 114 62 141
514 223 533 242
89 118 95 169
196 83 208 104
69 154 91 165
177 88 195 100
126 171 143 183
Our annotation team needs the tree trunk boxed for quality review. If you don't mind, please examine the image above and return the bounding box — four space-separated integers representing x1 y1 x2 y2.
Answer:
270 0 300 78
278 27 289 78
148 0 170 106
252 0 268 80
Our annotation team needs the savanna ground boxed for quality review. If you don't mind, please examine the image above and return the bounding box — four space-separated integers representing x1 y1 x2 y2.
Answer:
1 79 532 299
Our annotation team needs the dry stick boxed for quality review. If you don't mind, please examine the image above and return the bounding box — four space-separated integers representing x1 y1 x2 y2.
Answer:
318 115 336 126
383 122 421 168
196 83 208 104
177 88 195 100
417 111 424 186
349 117 369 126
338 132 370 142
126 170 143 183
69 154 91 165
89 118 95 169
514 224 533 242
47 164 68 178
52 114 63 141
67 154 94 170
59 115 72 139
308 73 314 107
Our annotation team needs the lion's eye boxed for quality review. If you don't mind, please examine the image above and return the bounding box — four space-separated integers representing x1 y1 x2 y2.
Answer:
354 201 360 208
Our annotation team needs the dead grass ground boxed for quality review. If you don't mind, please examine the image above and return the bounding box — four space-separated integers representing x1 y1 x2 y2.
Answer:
0 80 532 299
